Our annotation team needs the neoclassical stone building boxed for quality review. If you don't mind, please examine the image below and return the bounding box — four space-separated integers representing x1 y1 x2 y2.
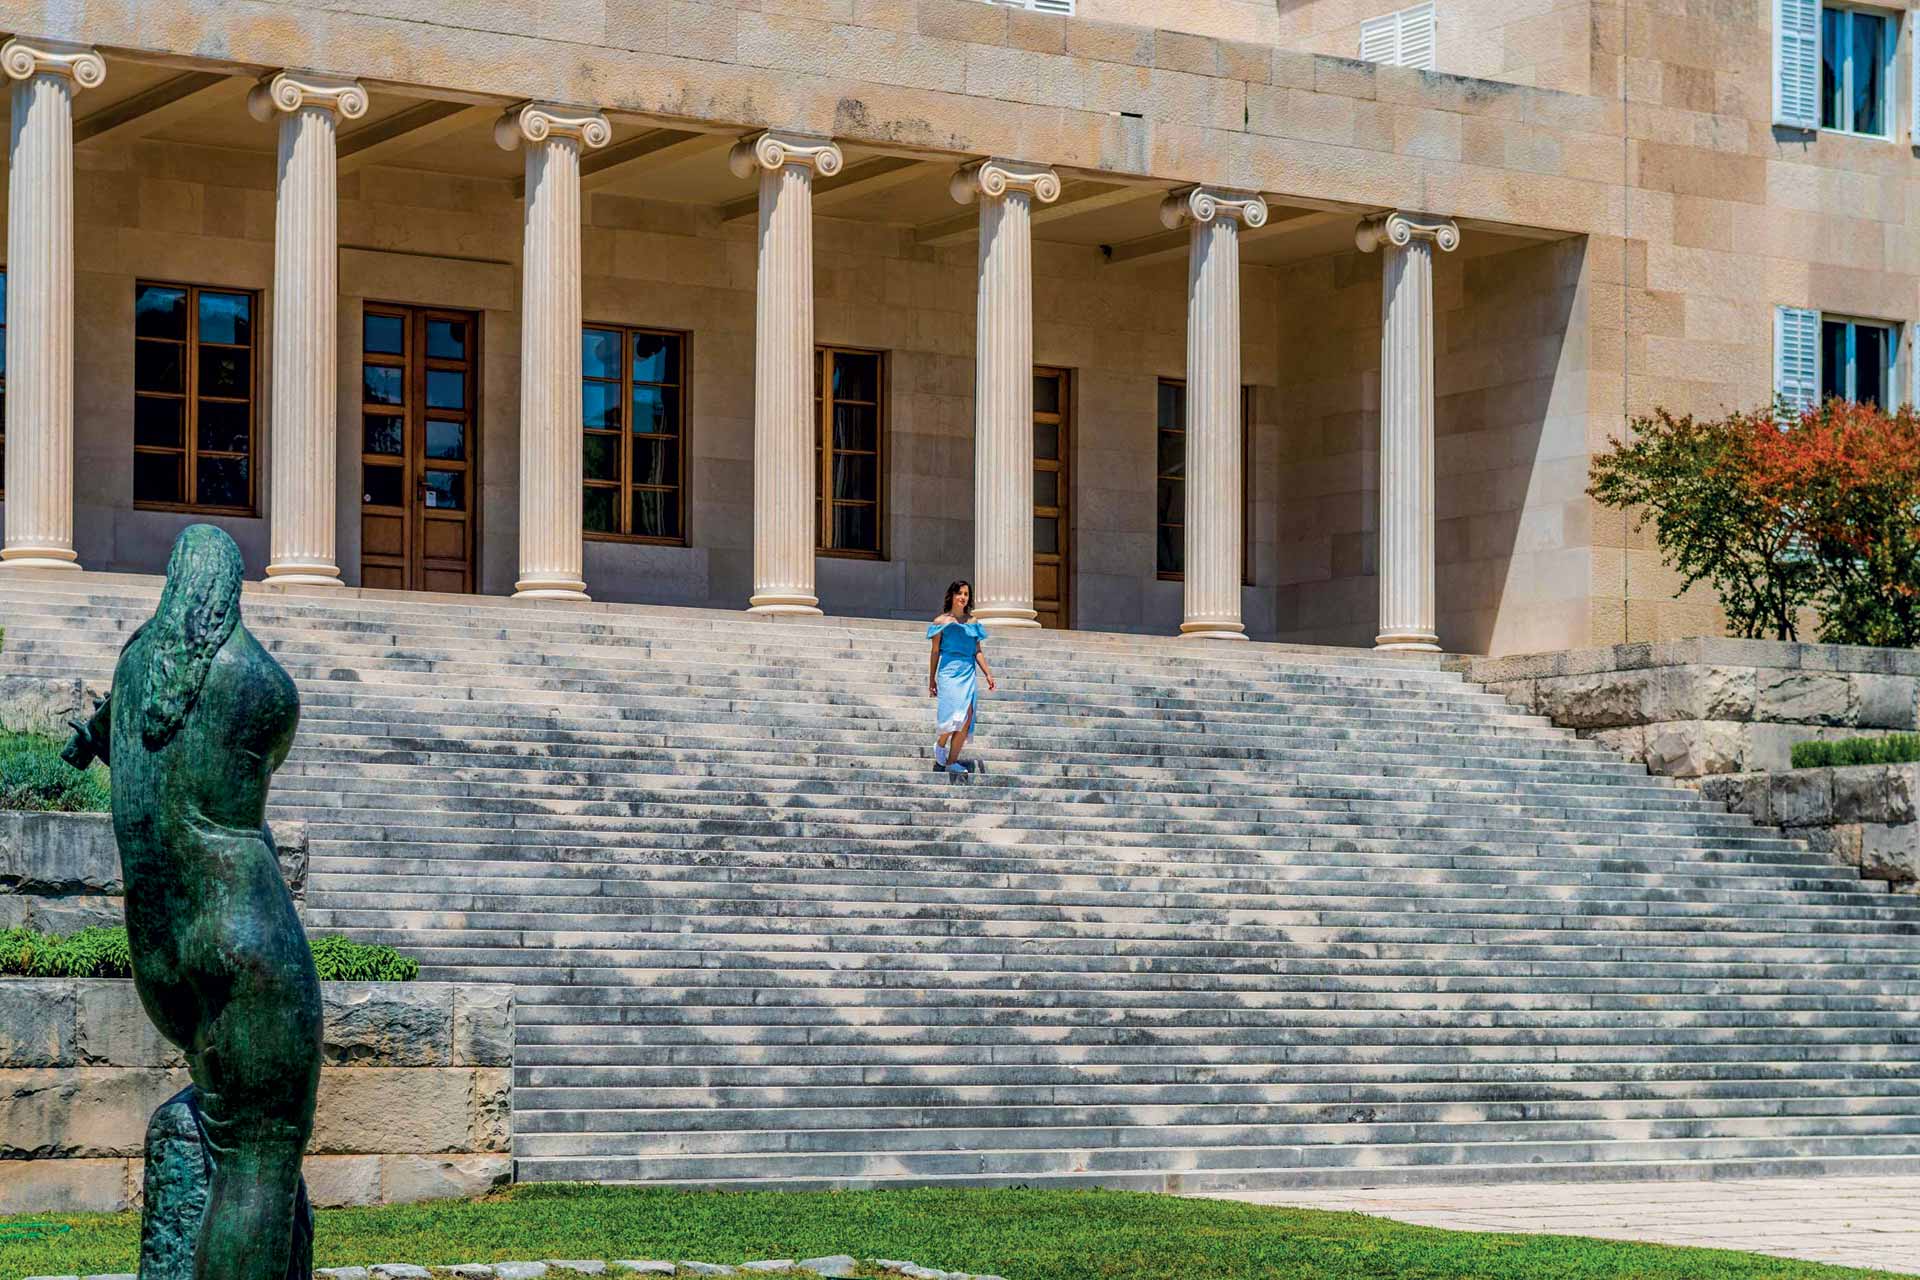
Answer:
0 0 1910 654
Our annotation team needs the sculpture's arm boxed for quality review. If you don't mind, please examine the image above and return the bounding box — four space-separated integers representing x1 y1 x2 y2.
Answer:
62 691 112 770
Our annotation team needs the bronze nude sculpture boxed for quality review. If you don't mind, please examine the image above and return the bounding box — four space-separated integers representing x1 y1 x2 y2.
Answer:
63 524 322 1280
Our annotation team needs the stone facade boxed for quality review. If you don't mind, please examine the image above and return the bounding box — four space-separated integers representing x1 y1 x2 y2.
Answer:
0 979 513 1213
1701 764 1920 893
0 2 1905 652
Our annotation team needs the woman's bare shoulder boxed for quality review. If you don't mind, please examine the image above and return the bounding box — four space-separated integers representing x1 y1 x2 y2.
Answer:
933 613 956 625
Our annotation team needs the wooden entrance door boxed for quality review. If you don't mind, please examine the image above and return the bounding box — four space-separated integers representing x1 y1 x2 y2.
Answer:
1033 368 1071 629
359 305 479 592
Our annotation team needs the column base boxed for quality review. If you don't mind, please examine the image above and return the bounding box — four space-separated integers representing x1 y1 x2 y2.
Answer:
1375 630 1441 652
748 591 821 615
0 548 80 570
1179 622 1248 641
264 563 343 588
975 609 1040 629
514 576 590 602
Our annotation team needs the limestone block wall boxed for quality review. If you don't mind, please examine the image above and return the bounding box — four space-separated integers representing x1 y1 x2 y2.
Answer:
0 980 513 1213
1463 639 1920 778
1701 765 1920 893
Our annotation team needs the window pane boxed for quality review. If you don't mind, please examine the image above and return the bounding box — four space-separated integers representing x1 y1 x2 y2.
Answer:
632 488 680 540
632 385 675 435
831 353 879 402
1821 320 1848 404
633 332 680 385
1857 325 1890 407
427 318 466 360
633 436 677 487
198 347 250 399
1034 468 1059 508
582 328 621 380
832 452 877 502
135 340 184 394
423 469 463 510
133 451 184 505
364 365 404 407
426 418 465 461
583 380 622 430
197 292 251 346
425 369 464 411
1034 421 1060 462
363 414 402 456
1853 11 1886 135
195 455 248 508
832 503 877 552
364 312 404 356
197 399 249 454
584 432 619 482
1157 522 1183 576
1034 374 1061 415
1034 515 1059 556
1158 475 1185 525
1822 7 1845 129
1157 381 1185 430
134 396 185 449
363 463 404 507
583 485 618 533
135 285 188 340
833 403 876 453
1157 430 1184 478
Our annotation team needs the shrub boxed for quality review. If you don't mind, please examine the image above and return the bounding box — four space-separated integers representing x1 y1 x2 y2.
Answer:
0 728 109 812
0 927 418 981
1792 734 1920 769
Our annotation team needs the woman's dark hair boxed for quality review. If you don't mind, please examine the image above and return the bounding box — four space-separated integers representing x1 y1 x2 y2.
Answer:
942 580 974 621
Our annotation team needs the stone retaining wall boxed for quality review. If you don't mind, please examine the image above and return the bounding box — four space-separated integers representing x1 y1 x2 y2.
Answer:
1459 639 1920 778
1701 765 1920 893
0 980 511 1213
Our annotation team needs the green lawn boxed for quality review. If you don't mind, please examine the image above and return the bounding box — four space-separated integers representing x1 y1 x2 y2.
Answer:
1 1185 1911 1280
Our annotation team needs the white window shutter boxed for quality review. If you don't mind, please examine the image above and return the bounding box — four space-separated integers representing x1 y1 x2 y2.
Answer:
1028 0 1074 12
1398 3 1436 71
1910 323 1919 410
1910 12 1920 145
1773 0 1820 129
1360 13 1399 65
1775 306 1820 413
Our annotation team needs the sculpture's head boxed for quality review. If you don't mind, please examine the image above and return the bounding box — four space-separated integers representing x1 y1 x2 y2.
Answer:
141 524 245 749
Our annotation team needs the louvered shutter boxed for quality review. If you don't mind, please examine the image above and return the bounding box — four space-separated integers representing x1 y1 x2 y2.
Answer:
1773 0 1820 129
1910 323 1919 410
1775 306 1821 413
1359 13 1399 64
1029 0 1073 12
1910 12 1920 145
1397 3 1436 71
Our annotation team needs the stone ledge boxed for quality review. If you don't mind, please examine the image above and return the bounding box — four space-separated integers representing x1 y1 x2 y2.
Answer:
1702 765 1920 891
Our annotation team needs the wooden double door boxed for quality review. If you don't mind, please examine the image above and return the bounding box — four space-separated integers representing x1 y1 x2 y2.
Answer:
1033 368 1071 629
359 304 479 593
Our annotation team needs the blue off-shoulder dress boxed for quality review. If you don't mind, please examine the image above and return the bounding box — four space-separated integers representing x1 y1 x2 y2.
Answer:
928 620 988 735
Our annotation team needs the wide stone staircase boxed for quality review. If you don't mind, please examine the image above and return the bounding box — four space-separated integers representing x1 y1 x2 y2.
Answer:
4 571 1920 1192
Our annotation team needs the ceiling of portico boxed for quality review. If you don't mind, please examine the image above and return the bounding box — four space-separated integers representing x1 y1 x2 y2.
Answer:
39 59 1572 268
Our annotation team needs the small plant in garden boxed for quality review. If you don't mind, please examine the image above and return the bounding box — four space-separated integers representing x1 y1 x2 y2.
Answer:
1792 733 1920 768
0 927 418 981
0 727 109 812
309 934 420 982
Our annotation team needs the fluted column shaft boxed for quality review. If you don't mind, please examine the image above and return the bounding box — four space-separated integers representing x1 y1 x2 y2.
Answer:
1 39 104 571
252 72 367 588
953 159 1059 629
732 132 842 614
497 103 611 600
1163 187 1266 642
1358 211 1460 652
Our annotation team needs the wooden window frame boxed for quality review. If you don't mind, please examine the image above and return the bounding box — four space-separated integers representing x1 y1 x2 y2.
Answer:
1155 378 1253 585
132 279 259 516
816 345 887 560
582 323 690 546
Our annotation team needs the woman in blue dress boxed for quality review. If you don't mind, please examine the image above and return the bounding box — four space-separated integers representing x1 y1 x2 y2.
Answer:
927 580 996 775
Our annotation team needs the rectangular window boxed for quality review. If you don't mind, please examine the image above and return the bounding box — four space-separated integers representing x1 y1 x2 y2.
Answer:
986 0 1074 14
1359 2 1437 71
132 282 257 513
1820 316 1896 406
1821 4 1893 135
581 325 687 543
816 347 884 557
1 269 8 496
1156 379 1252 583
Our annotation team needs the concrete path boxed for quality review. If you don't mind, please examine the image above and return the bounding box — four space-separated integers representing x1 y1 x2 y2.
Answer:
1210 1177 1920 1275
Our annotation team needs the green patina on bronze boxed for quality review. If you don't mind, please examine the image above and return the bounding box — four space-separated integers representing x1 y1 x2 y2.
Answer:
63 524 322 1280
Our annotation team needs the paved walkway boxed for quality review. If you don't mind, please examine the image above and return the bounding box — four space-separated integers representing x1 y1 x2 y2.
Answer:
1210 1177 1920 1274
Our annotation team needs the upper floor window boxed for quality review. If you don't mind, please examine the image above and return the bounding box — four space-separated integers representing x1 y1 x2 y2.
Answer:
133 282 257 513
986 0 1074 14
582 325 687 543
1821 316 1895 406
1821 4 1894 136
1360 2 1436 71
816 347 884 557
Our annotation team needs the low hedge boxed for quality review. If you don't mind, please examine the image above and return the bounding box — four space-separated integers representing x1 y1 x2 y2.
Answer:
0 927 419 981
0 728 109 812
1791 733 1920 769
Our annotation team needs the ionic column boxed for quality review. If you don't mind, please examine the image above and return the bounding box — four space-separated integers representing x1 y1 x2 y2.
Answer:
250 71 367 588
951 159 1059 629
730 131 842 614
1 39 104 571
496 102 611 600
1162 187 1266 642
1357 211 1460 652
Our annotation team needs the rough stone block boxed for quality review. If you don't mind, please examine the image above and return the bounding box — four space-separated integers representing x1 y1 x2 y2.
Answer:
1757 670 1855 725
1769 770 1833 828
0 1067 185 1158
77 980 181 1068
1643 720 1742 777
0 674 96 737
1851 674 1918 729
1860 823 1920 886
453 984 514 1066
1833 765 1918 826
473 1067 512 1151
1658 665 1755 722
304 1155 383 1208
495 1265 550 1280
381 1153 511 1204
1744 722 1815 772
0 979 76 1067
0 1155 132 1212
797 1260 857 1279
0 812 120 893
323 983 453 1067
1698 772 1769 824
1526 670 1657 728
311 1068 481 1155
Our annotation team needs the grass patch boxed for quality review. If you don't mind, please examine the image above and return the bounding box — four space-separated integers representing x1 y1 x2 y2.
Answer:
1 1185 1909 1279
1792 733 1920 768
0 727 108 812
0 928 417 981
